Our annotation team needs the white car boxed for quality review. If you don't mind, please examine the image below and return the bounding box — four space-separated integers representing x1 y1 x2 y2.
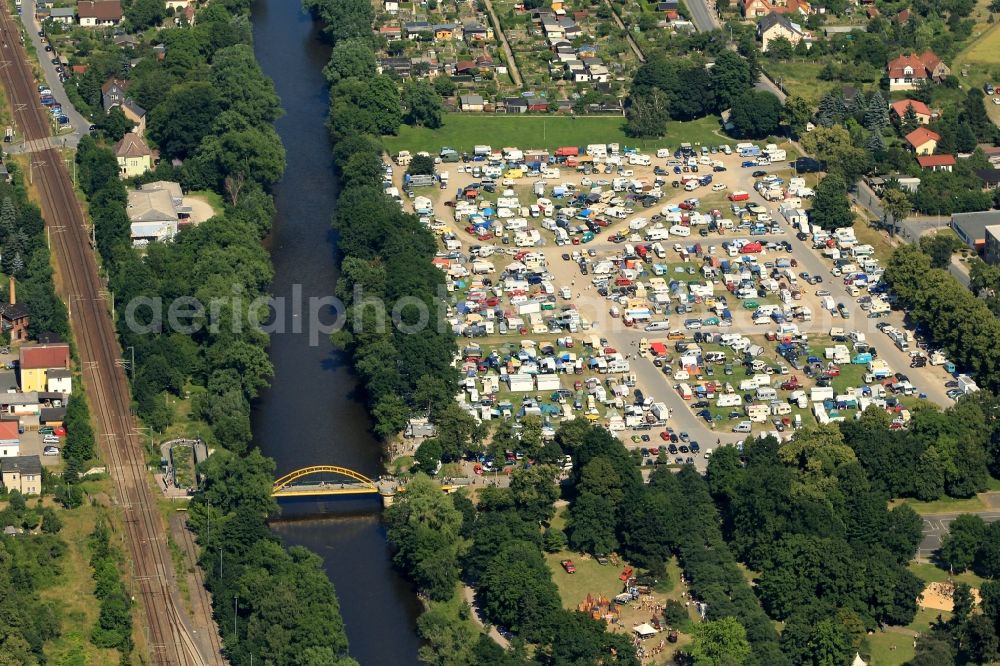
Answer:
993 97 1000 105
42 434 60 444
43 446 60 456
711 183 727 191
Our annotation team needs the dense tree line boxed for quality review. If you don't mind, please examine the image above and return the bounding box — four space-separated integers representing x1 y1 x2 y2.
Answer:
624 50 784 139
89 518 133 653
385 464 638 665
304 0 457 438
189 450 356 665
884 244 1000 392
0 172 69 341
69 2 354 663
0 496 64 663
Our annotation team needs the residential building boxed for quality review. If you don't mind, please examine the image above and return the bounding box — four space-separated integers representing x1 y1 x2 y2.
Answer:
0 371 18 394
378 25 402 41
0 277 29 345
18 342 70 393
101 78 130 113
887 50 950 91
46 368 72 394
916 154 955 172
741 0 811 18
976 168 1000 190
460 94 485 112
48 7 75 24
904 127 940 155
890 99 932 124
0 421 18 457
384 0 399 12
78 0 122 26
1 456 40 495
954 210 1000 253
404 21 432 39
127 182 185 246
434 24 456 40
462 22 492 42
757 13 811 51
378 57 412 78
114 133 152 178
121 99 147 136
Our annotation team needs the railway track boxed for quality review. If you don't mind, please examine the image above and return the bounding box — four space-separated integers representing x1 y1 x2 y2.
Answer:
0 7 221 666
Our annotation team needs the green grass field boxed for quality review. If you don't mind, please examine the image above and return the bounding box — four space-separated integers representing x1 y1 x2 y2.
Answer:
890 494 988 514
762 61 841 106
866 631 916 666
908 562 986 589
381 114 727 154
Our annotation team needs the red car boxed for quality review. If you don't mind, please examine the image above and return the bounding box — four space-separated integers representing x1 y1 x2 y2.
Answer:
660 431 670 441
561 559 577 574
53 426 67 436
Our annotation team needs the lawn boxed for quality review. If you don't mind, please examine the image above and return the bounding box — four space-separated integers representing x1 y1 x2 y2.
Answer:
545 551 631 608
890 494 988 514
908 562 986 589
41 500 121 666
865 631 915 666
762 61 840 106
381 114 727 155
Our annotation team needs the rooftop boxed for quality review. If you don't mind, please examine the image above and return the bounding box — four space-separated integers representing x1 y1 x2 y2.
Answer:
1 455 41 476
19 343 70 370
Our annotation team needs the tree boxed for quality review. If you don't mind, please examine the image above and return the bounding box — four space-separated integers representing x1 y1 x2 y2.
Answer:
782 95 812 137
901 104 920 135
882 188 912 237
625 89 669 138
477 540 561 641
864 90 890 132
765 37 794 60
127 0 166 30
690 617 751 666
211 45 282 126
401 81 444 128
149 82 222 160
96 106 135 142
809 173 853 231
384 474 466 601
323 39 376 84
509 465 560 524
407 154 436 176
415 603 477 666
920 233 962 268
728 90 782 139
710 51 754 111
938 513 986 573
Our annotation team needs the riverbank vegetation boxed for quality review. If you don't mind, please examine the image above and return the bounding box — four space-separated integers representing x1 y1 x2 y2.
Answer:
68 1 353 662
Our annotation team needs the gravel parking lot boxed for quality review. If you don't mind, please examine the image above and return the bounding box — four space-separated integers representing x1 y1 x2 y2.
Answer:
388 143 959 469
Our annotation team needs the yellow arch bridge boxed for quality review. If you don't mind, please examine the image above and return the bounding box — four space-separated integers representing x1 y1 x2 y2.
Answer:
271 466 459 502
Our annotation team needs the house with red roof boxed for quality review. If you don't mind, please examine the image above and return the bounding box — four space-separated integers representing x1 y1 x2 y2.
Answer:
0 421 19 457
18 343 70 393
916 154 956 172
905 127 940 155
740 0 811 18
888 50 950 91
890 99 932 124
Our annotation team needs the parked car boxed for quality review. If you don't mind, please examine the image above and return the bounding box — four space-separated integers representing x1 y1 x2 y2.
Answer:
43 446 60 456
561 559 577 574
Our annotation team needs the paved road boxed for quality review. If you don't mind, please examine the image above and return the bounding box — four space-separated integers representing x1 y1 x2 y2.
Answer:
685 0 719 32
919 511 1000 558
15 0 88 145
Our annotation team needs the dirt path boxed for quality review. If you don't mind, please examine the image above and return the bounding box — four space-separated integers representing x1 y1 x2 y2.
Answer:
602 0 646 63
482 0 523 87
463 584 511 648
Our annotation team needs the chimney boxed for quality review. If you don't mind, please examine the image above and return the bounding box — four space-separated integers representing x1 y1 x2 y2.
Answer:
8 276 13 306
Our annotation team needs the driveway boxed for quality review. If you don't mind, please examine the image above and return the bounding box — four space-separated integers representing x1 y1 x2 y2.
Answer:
14 0 90 146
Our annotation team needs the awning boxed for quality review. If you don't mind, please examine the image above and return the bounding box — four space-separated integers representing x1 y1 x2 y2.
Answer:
633 623 657 638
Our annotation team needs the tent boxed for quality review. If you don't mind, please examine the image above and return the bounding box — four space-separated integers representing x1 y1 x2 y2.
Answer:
633 624 657 638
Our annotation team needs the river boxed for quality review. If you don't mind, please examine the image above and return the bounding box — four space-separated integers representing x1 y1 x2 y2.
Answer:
249 1 422 663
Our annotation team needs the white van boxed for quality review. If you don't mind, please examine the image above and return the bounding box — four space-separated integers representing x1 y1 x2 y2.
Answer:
644 321 671 332
732 421 752 433
669 225 691 237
